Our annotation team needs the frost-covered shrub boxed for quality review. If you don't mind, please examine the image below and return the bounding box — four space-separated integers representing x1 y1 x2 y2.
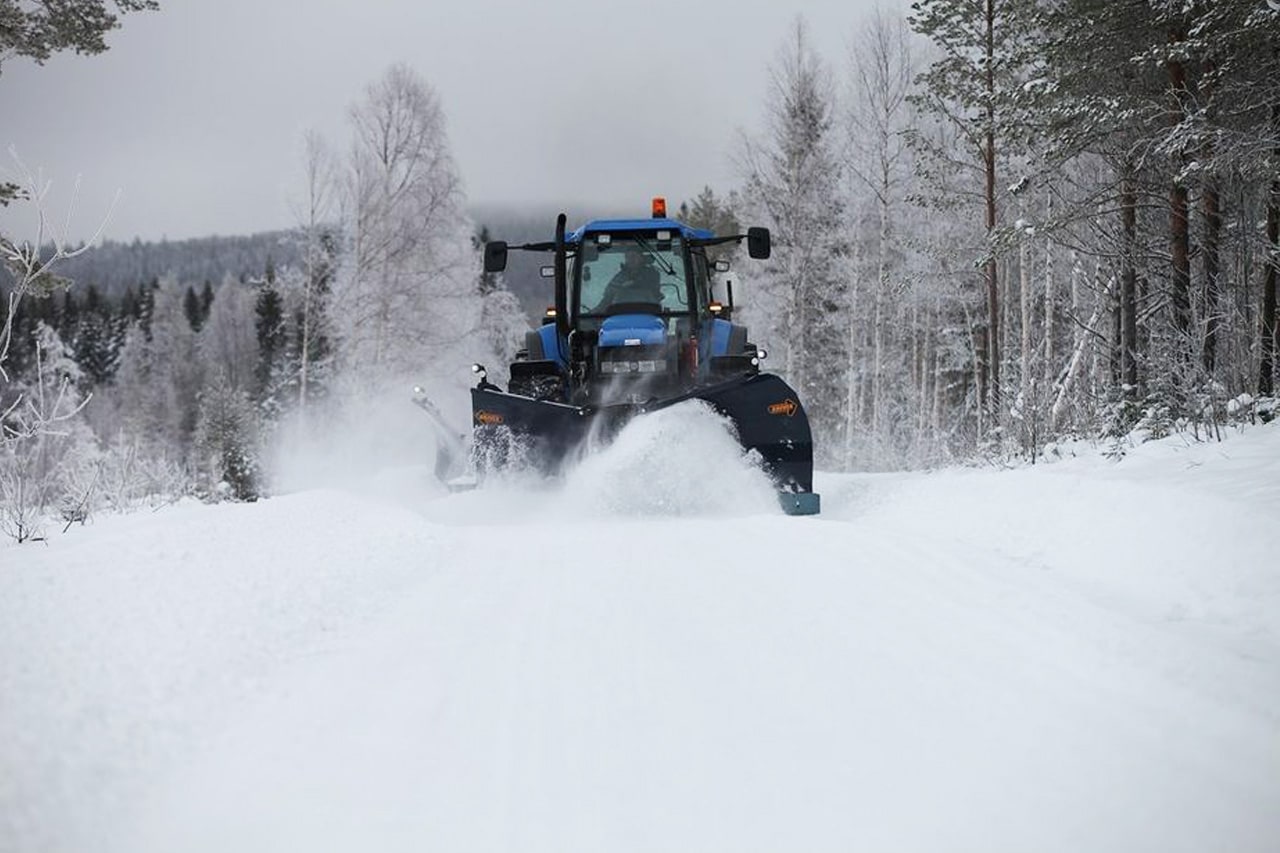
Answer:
0 323 98 541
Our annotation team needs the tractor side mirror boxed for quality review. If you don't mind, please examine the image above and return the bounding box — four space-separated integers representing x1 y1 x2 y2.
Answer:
484 241 508 273
746 227 771 260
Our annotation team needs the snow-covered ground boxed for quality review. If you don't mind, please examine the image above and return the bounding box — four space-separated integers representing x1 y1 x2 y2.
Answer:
2 407 1278 853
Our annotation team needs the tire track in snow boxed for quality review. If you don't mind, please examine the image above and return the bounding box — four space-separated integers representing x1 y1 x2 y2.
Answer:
6 450 1276 853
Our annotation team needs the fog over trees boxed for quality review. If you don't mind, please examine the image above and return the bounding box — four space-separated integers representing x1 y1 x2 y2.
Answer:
2 0 1278 536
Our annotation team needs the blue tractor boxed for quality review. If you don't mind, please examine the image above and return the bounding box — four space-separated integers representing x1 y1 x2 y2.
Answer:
422 199 819 515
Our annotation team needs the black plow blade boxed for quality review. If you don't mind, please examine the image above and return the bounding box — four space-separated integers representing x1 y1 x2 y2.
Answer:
469 371 820 516
688 373 819 515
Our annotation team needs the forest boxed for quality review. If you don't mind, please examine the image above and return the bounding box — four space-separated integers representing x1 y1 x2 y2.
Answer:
732 1 1278 469
2 0 1277 540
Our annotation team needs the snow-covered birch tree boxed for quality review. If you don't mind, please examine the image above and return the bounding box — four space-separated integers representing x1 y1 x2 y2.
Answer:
198 274 258 395
738 18 849 461
843 6 921 465
330 63 479 388
291 131 337 418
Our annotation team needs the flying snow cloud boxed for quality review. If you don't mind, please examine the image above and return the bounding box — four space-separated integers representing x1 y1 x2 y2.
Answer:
560 400 780 518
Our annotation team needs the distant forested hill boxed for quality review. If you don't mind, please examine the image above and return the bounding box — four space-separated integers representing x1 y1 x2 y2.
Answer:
2 207 594 322
2 205 639 322
6 231 306 301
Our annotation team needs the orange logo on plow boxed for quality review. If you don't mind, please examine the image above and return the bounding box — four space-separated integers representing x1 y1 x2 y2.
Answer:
475 411 504 425
767 399 798 417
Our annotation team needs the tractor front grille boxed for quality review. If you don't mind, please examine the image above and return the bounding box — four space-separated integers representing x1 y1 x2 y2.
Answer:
598 344 672 375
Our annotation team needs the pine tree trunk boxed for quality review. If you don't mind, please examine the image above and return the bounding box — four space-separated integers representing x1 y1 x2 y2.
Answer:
914 296 925 435
1120 162 1139 396
1167 43 1193 373
1260 96 1279 396
1111 275 1122 386
1044 195 1055 389
984 203 1000 420
1201 176 1222 375
1002 257 1012 407
1069 251 1082 393
983 0 1000 423
1170 181 1192 366
972 317 986 440
932 295 944 435
1020 239 1032 411
1261 178 1279 396
873 174 890 441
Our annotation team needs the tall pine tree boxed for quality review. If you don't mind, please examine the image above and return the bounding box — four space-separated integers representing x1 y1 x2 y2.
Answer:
909 0 1043 432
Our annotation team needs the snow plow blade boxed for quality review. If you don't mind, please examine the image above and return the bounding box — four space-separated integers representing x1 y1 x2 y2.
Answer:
469 372 819 515
412 387 477 491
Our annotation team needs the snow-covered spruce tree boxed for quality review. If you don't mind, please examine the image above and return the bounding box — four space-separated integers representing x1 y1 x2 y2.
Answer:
0 0 158 76
737 18 850 465
253 275 287 422
680 187 742 255
109 275 203 468
69 284 118 386
193 370 259 502
329 63 481 390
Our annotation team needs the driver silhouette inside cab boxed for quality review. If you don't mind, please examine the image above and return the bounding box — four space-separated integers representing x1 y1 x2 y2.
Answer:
598 248 661 310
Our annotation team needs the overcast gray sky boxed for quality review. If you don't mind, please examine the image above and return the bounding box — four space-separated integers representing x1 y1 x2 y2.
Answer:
1 0 897 243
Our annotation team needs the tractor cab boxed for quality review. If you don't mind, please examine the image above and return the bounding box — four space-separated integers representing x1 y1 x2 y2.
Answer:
569 220 706 403
575 232 688 318
486 200 769 406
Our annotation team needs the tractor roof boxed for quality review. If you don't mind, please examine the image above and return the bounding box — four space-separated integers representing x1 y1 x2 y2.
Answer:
567 217 715 243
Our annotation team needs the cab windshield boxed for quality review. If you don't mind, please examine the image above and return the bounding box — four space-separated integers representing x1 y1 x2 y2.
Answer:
576 234 688 317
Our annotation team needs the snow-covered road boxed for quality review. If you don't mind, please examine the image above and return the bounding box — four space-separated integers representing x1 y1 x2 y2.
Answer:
3 411 1278 852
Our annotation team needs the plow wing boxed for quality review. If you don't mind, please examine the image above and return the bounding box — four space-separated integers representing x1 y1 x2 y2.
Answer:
467 372 819 515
